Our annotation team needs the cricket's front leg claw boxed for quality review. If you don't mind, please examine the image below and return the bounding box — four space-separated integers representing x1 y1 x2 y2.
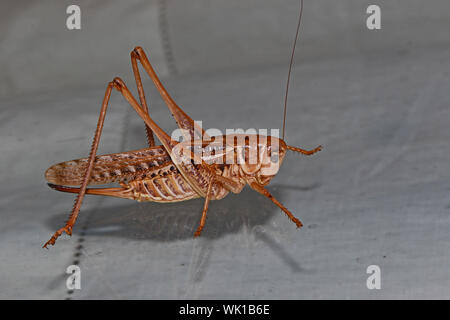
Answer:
287 144 323 156
312 145 323 153
304 145 322 155
43 225 73 249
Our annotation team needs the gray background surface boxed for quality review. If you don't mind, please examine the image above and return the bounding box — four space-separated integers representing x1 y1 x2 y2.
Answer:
1 0 449 299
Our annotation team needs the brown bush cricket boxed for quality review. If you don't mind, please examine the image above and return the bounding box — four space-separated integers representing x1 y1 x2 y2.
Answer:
43 0 321 248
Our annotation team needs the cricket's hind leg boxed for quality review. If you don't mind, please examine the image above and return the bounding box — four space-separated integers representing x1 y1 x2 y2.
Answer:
131 46 210 143
43 82 116 248
130 49 155 147
43 77 177 248
47 183 134 200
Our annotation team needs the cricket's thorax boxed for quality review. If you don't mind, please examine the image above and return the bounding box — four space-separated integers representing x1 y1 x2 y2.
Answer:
198 134 287 187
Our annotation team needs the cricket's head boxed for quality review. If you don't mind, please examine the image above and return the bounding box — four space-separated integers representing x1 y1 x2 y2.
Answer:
258 136 288 185
247 136 322 186
237 135 287 186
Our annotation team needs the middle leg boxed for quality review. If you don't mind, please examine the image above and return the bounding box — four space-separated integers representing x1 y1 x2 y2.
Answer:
194 175 215 237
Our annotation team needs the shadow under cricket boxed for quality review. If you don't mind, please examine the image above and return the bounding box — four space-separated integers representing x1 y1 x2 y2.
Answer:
46 185 314 242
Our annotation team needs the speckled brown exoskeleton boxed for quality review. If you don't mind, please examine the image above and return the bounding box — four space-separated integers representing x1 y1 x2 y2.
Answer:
43 1 321 248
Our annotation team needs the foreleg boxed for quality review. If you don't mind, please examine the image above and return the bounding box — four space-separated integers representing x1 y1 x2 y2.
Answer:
249 182 303 228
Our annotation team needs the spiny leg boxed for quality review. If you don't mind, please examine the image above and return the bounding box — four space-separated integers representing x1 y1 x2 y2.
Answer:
249 182 303 228
44 82 116 248
43 78 157 248
194 175 214 237
131 50 155 147
112 77 175 151
114 77 221 198
193 173 246 236
112 78 218 175
47 183 133 200
132 47 236 175
287 145 322 155
132 46 210 142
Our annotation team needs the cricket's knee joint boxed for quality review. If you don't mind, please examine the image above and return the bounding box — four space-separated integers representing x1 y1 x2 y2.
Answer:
132 46 145 58
112 77 126 89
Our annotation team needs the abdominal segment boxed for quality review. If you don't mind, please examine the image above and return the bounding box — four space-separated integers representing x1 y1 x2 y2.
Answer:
45 147 171 186
128 173 200 203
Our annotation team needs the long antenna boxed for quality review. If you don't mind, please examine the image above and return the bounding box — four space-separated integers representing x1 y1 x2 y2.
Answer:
282 0 304 141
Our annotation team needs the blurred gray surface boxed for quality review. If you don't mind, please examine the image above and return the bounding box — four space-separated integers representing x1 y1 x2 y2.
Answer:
1 1 450 299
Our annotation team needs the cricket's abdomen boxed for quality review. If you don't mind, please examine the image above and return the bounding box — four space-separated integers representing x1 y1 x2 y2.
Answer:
45 146 171 186
127 172 201 203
